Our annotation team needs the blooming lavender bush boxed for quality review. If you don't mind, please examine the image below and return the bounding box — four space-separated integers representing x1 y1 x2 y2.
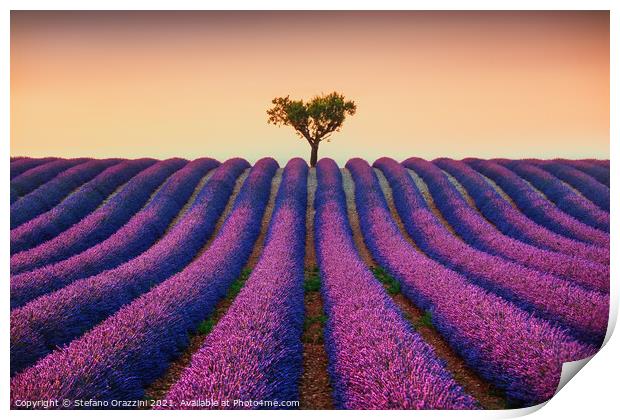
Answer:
464 158 608 247
10 158 156 253
10 158 187 274
10 157 58 180
10 158 278 405
400 158 609 292
369 158 608 344
346 157 597 406
11 158 90 203
559 159 609 186
8 155 610 410
10 158 248 375
433 158 608 266
163 158 307 409
313 158 477 409
533 160 610 211
11 159 122 229
10 158 218 308
497 159 608 231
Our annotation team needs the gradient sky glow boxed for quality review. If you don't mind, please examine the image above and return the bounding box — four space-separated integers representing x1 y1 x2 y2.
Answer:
11 11 609 164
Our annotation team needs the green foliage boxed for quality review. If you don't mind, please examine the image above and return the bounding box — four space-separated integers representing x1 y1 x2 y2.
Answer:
196 318 217 335
267 92 356 166
302 267 328 343
194 268 252 336
371 266 401 295
304 266 322 292
416 310 434 329
226 268 252 299
371 266 434 329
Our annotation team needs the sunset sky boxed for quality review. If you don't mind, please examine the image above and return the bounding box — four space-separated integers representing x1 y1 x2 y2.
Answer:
11 11 609 164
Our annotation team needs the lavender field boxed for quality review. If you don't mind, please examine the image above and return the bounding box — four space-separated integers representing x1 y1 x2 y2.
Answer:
9 156 610 410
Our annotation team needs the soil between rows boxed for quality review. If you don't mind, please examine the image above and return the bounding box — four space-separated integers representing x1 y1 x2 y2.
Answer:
299 168 334 409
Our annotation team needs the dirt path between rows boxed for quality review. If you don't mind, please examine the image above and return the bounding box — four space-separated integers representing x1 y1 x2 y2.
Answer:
299 168 334 409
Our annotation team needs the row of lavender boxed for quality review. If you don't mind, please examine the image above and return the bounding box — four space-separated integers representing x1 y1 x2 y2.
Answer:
11 158 278 403
397 158 608 292
161 158 308 407
11 159 122 228
11 158 479 409
11 158 91 204
11 158 157 253
376 158 607 346
10 156 609 409
11 158 249 373
11 156 607 269
11 158 188 273
432 159 609 265
465 159 609 246
496 159 609 230
314 160 477 409
346 158 603 404
10 158 219 308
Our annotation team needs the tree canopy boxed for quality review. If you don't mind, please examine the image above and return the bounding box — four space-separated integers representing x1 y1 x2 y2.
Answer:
267 92 356 166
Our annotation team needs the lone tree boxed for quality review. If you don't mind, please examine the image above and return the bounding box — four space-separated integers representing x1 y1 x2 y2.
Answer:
267 92 357 167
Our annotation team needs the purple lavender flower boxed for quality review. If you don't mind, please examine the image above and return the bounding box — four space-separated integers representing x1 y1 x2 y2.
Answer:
433 158 608 266
10 158 156 254
10 158 278 406
11 159 122 229
558 159 609 186
10 158 187 274
10 157 58 180
312 158 477 410
10 158 248 375
162 158 307 409
11 158 90 203
400 157 609 293
10 158 219 308
463 159 609 247
346 157 597 406
496 160 608 231
368 158 608 343
532 160 609 211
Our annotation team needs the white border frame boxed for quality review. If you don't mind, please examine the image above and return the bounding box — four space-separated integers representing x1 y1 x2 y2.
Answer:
2 2 616 419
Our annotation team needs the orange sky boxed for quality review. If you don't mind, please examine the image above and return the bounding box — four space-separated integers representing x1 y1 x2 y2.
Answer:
11 11 609 164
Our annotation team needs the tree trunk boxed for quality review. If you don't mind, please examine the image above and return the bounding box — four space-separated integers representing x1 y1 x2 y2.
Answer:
310 143 319 167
